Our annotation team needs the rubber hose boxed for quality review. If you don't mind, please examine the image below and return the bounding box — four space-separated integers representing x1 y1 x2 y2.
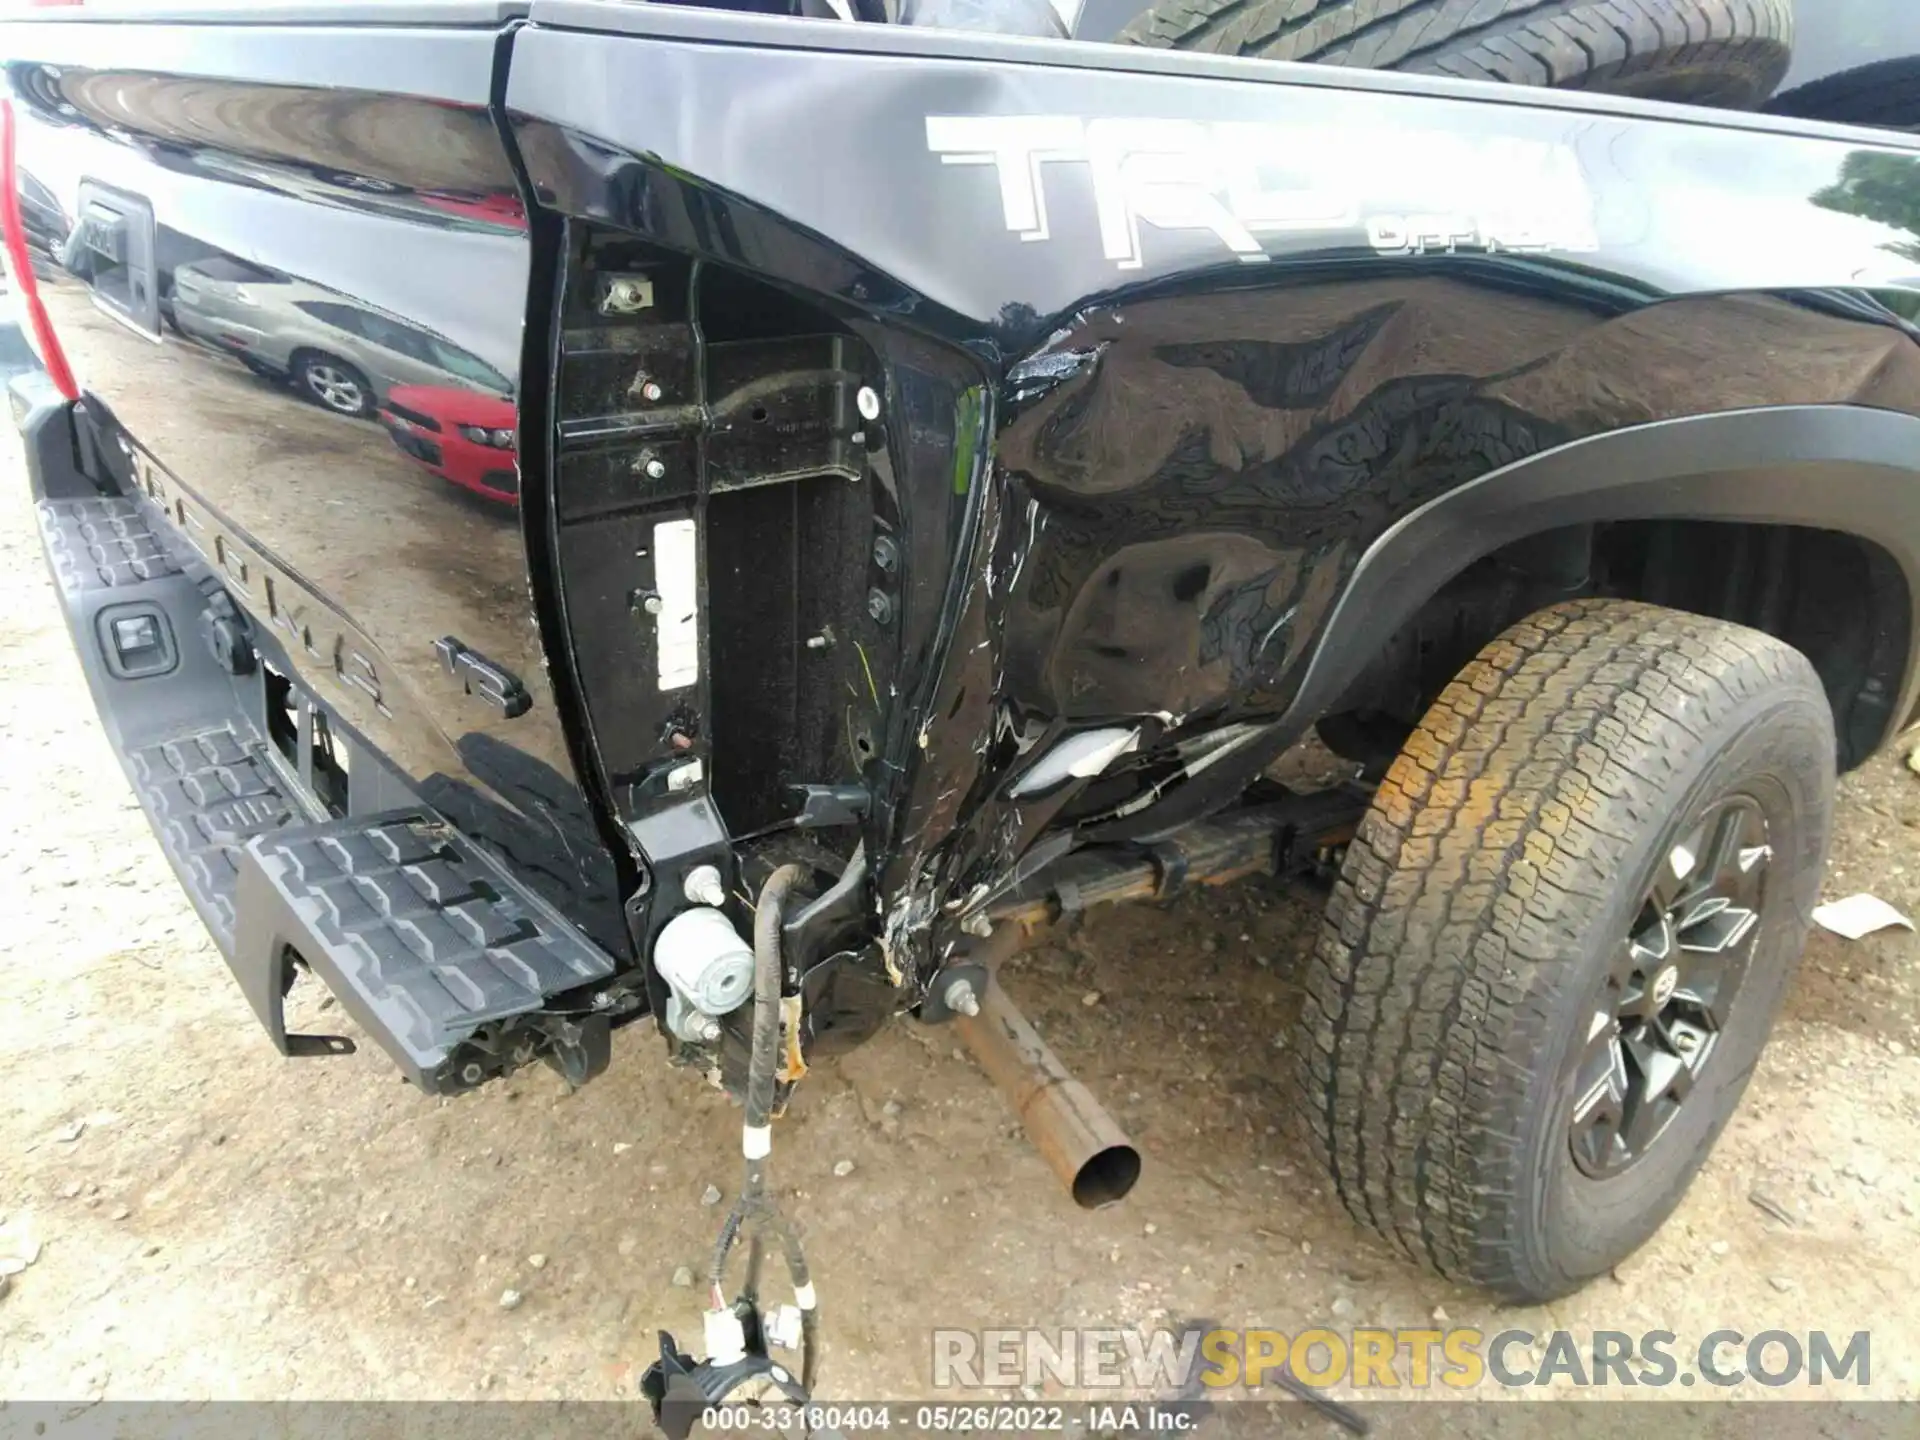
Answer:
746 865 806 1194
707 1201 744 1291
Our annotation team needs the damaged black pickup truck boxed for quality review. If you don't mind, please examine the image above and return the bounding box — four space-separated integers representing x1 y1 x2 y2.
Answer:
9 0 1920 1410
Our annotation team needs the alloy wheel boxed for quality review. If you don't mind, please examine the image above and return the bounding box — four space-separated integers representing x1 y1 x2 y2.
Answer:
306 364 365 414
1568 794 1772 1178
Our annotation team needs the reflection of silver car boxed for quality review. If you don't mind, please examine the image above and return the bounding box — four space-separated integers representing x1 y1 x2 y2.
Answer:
169 260 510 417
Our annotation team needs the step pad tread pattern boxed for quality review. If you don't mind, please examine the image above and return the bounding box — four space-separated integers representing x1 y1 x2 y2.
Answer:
128 725 299 946
248 814 616 1073
38 497 185 596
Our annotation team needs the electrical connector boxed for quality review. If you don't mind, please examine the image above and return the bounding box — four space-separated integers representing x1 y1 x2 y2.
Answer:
764 1303 803 1351
703 1305 747 1367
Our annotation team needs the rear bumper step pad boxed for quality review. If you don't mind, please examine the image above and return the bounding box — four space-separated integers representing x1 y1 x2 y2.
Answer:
131 725 300 950
31 469 620 1096
235 813 616 1091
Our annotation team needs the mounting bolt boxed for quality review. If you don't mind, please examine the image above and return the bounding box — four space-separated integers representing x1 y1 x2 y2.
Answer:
872 534 899 573
460 1062 484 1085
693 1014 722 1043
601 276 654 314
942 978 980 1018
960 911 993 938
591 991 614 1011
805 631 833 651
867 588 893 624
1673 1030 1700 1052
631 451 668 480
856 385 881 421
635 593 663 616
684 864 726 908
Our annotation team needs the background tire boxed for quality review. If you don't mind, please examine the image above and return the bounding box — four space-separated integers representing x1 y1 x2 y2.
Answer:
1768 57 1920 130
294 352 374 419
1294 599 1834 1301
1120 0 1794 109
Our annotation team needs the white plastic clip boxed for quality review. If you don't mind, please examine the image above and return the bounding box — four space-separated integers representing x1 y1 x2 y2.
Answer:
765 1303 804 1351
704 1306 747 1366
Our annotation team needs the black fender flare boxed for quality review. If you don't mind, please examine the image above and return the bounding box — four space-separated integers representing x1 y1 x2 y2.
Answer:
1291 403 1920 736
1111 404 1920 841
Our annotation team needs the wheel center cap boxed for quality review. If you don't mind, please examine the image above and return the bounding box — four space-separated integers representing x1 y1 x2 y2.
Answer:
1651 965 1680 1007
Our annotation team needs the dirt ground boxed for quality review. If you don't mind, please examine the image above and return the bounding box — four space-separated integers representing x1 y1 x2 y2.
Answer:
1 437 1918 1423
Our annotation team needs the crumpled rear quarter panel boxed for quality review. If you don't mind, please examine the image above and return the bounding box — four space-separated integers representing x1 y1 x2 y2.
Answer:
513 5 1920 962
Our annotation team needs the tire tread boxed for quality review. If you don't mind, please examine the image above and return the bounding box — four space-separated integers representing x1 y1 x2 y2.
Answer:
1118 0 1791 107
1292 598 1823 1294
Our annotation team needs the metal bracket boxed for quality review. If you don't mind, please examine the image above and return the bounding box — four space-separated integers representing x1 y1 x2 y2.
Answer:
789 782 870 829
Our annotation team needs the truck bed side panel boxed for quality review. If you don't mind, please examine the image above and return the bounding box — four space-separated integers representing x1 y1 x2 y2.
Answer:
505 8 1920 963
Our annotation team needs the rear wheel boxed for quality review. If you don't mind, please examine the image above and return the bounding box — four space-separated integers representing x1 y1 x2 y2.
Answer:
1120 0 1793 109
1769 58 1920 131
1295 599 1833 1301
294 352 374 418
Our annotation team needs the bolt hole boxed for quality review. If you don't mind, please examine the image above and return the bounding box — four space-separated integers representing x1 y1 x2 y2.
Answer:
751 405 769 423
855 734 874 758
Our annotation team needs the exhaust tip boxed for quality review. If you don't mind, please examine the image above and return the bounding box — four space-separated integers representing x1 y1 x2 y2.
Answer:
1071 1143 1142 1209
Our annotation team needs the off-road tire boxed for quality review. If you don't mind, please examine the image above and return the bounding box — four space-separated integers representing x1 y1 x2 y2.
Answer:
1121 0 1794 110
1295 599 1834 1301
1769 58 1920 131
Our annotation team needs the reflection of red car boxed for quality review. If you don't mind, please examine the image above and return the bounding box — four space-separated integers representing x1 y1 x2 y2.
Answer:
379 383 518 505
414 189 528 233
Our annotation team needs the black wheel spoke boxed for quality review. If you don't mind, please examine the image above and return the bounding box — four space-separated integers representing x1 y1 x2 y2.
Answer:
1670 954 1731 1031
1699 804 1745 889
1646 824 1704 914
1618 924 1664 1020
1646 1021 1699 1103
1572 1007 1621 1103
1677 903 1758 960
1620 1027 1689 1154
1696 799 1770 908
1570 1017 1629 1172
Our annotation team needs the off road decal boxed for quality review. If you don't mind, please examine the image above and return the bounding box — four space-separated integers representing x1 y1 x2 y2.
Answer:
925 116 1599 269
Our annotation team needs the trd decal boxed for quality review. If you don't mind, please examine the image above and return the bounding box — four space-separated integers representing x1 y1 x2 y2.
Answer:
925 116 1599 268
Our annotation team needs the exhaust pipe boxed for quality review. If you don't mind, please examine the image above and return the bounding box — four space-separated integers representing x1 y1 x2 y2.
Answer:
955 975 1142 1208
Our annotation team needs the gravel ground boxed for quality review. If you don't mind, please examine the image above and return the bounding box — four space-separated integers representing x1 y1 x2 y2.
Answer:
1 435 1917 1423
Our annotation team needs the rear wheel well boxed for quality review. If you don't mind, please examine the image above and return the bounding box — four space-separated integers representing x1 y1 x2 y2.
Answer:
1320 519 1910 773
289 346 357 377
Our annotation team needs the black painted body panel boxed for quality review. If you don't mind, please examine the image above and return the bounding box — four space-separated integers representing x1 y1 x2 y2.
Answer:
12 2 1920 995
505 5 1920 968
0 17 632 956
